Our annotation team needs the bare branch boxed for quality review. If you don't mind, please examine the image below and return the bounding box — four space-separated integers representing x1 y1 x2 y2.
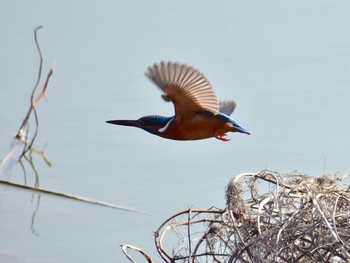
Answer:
120 244 153 263
138 170 350 262
0 179 160 216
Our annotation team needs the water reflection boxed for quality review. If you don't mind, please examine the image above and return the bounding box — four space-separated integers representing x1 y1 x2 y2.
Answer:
30 193 41 236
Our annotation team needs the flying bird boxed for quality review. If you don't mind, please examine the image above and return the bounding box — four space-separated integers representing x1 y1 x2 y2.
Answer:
106 61 250 142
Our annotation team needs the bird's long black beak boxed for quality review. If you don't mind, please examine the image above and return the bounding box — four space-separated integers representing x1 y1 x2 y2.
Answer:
106 120 140 127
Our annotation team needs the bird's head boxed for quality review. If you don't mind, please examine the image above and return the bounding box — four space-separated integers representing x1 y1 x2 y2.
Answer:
106 115 173 136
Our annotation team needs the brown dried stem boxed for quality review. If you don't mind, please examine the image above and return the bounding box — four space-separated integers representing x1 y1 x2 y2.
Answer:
0 26 53 177
14 26 54 161
148 170 350 262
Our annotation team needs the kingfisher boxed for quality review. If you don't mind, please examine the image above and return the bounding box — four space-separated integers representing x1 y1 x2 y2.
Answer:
106 61 250 142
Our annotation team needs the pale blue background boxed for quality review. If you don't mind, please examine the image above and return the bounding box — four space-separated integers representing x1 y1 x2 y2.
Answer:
1 1 350 262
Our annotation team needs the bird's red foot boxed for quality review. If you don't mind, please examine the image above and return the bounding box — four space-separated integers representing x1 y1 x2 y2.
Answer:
215 133 231 142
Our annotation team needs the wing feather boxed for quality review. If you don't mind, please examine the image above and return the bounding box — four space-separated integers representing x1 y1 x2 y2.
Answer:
219 100 237 116
145 61 220 120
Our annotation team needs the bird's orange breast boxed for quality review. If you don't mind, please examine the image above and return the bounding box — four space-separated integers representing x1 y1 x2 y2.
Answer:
161 114 234 140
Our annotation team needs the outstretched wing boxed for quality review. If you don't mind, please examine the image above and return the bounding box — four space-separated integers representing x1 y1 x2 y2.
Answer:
145 61 220 121
219 100 236 116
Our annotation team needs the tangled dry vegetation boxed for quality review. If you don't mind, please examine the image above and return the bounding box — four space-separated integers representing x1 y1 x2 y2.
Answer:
124 170 350 262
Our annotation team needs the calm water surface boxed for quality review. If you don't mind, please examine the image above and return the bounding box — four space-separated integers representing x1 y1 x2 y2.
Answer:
1 1 350 262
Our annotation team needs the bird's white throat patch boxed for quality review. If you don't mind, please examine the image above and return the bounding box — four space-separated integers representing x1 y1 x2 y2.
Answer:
158 118 173 133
